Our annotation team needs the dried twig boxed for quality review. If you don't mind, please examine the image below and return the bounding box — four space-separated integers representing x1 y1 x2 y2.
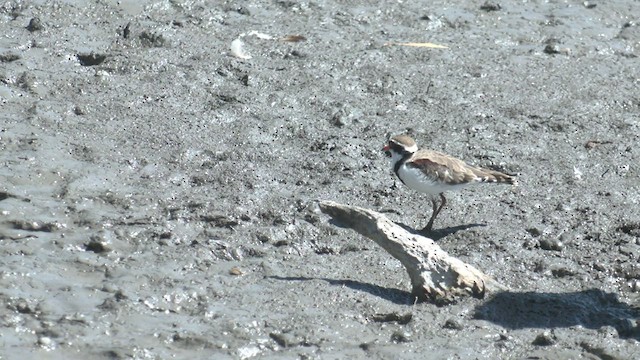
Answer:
384 42 448 49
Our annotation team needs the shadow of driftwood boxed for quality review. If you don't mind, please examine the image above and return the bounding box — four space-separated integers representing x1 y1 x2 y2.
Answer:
391 221 486 241
269 276 414 305
474 289 640 339
419 223 487 241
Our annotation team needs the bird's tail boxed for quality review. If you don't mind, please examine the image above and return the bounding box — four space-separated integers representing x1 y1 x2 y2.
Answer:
475 168 518 186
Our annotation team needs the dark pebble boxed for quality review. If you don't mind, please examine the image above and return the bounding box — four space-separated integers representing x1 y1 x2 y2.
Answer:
526 227 542 237
26 17 43 32
480 2 501 11
269 332 294 347
391 330 412 343
551 267 575 278
539 238 563 251
16 300 34 314
443 318 464 330
85 238 111 253
532 331 556 346
77 53 107 66
0 52 20 62
200 214 238 228
372 312 413 324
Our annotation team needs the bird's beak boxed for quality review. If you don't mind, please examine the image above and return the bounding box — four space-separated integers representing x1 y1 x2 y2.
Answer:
382 144 391 157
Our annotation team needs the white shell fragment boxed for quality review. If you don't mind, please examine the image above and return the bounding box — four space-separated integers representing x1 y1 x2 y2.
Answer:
230 38 251 59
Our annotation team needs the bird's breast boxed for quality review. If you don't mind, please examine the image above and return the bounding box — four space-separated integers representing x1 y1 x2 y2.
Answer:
397 163 470 194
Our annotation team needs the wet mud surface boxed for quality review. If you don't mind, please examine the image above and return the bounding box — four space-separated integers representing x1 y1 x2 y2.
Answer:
1 1 639 359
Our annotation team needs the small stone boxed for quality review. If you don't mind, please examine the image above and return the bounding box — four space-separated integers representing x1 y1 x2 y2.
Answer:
284 50 306 59
139 31 168 47
543 40 570 55
551 267 575 278
273 239 290 247
372 312 413 325
532 331 556 346
390 330 412 343
0 52 20 62
539 238 563 251
114 290 127 301
74 105 87 115
16 300 34 314
523 238 539 250
236 7 251 15
229 266 243 276
122 22 131 38
38 336 53 348
77 53 107 66
480 2 501 11
526 227 542 237
240 74 249 86
443 318 464 330
544 43 560 54
11 220 61 232
85 236 111 253
269 332 294 347
256 232 270 243
26 17 43 32
201 214 238 228
597 325 617 337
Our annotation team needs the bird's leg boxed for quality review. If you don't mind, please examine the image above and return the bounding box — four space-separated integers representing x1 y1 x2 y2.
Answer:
423 193 447 232
423 196 439 232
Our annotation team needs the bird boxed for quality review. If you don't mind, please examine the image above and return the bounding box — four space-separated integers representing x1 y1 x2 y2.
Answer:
383 134 517 232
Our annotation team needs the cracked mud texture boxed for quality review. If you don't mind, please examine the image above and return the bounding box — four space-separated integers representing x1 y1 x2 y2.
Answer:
1 1 639 359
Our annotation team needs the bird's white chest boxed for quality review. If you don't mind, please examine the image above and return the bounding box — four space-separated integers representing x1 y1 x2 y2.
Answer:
396 163 467 195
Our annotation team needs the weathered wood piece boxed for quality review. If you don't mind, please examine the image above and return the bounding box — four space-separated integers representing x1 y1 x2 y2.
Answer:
319 200 505 304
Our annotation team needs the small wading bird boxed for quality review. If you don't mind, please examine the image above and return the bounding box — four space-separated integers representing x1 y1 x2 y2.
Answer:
383 134 517 232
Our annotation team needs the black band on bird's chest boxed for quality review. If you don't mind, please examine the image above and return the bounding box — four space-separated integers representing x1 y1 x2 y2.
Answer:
394 154 411 185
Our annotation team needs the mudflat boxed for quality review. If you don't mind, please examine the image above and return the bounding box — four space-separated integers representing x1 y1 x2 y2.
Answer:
1 1 638 358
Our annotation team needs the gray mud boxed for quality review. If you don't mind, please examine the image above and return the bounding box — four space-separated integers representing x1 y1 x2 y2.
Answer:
1 1 639 359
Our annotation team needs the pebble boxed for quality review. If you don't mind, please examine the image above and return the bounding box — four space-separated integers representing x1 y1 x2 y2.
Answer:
372 312 413 325
526 227 542 237
532 331 555 346
229 266 244 276
480 2 501 11
539 238 563 251
26 17 43 32
391 330 412 343
77 52 107 66
38 336 54 348
443 318 464 330
85 234 112 253
269 332 295 347
551 267 575 278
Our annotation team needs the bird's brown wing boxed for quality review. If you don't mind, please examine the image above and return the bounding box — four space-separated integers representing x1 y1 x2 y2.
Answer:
408 149 517 185
407 150 479 185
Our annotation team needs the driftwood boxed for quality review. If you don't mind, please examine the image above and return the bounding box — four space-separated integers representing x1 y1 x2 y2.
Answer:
319 200 505 304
